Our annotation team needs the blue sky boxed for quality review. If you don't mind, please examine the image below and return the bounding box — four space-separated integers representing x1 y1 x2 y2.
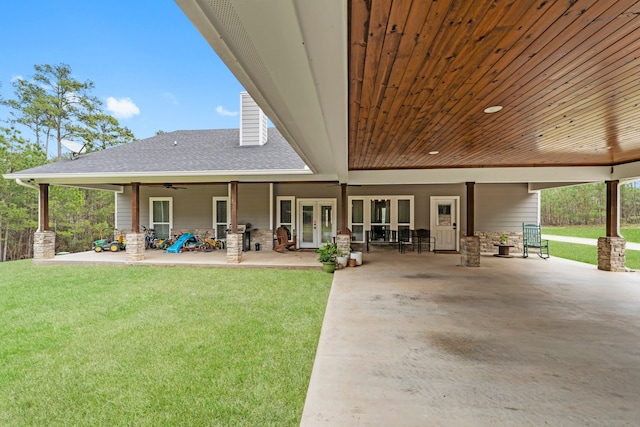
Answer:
0 0 245 142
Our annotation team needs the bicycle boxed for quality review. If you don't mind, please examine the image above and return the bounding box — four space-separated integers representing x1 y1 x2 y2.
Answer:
200 231 222 252
142 226 156 249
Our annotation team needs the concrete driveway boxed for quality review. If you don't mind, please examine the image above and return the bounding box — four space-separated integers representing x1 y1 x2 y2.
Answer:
301 252 640 426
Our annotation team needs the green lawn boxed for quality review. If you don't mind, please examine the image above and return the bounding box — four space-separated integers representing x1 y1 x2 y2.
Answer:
548 241 598 265
0 261 332 426
543 226 640 269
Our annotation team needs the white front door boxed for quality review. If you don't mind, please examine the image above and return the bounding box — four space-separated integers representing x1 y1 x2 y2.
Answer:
430 196 459 251
297 199 336 249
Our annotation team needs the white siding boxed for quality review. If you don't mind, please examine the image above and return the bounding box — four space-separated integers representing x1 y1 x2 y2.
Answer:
116 190 131 231
475 184 539 232
238 183 270 229
116 184 228 232
274 183 342 227
240 92 267 146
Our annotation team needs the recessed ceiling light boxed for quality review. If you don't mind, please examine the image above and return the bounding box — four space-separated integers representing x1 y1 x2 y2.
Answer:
484 105 503 113
428 151 439 155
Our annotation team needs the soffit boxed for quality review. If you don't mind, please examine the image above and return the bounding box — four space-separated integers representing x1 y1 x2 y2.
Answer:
349 0 640 170
174 0 348 181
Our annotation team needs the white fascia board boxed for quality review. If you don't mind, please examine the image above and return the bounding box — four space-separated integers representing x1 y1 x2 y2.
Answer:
59 184 124 193
293 1 348 183
4 168 313 180
4 169 325 186
348 166 613 185
528 182 593 192
612 161 640 183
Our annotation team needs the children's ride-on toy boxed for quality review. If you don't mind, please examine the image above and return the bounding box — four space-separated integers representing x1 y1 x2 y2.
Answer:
92 238 109 252
92 232 126 252
108 234 126 252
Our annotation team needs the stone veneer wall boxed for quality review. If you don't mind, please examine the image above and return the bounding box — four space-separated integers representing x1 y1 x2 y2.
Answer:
475 231 524 255
125 232 145 262
170 228 215 239
250 229 273 251
460 236 480 267
226 233 243 263
335 234 351 257
597 237 626 272
33 231 56 260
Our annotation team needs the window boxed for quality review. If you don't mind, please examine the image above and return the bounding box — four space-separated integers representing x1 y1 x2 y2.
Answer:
276 197 295 239
437 203 452 226
348 196 414 242
212 197 230 239
350 199 364 242
149 197 172 239
397 198 412 238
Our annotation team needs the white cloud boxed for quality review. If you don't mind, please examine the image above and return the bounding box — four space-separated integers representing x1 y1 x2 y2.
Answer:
106 96 140 119
216 105 238 117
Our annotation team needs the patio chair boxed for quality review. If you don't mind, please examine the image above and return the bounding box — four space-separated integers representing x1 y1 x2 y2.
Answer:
413 229 434 253
522 223 549 259
398 228 413 253
273 226 297 252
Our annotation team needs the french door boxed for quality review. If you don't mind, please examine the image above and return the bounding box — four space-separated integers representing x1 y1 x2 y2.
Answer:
297 199 336 249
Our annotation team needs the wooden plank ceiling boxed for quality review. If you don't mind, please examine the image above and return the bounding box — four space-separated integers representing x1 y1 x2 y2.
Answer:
349 0 640 170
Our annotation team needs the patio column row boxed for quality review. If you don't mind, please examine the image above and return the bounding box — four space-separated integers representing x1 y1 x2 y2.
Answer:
30 179 627 271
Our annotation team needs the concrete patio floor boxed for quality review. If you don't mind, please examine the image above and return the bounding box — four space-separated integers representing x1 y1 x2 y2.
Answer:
301 252 640 426
37 247 320 269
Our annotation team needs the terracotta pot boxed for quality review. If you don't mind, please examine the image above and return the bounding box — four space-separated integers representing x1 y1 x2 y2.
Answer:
348 258 357 267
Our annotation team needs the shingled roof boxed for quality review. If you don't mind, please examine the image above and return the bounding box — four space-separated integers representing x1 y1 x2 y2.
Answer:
9 128 307 177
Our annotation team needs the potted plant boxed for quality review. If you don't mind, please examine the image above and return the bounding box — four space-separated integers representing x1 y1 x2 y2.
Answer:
336 249 349 268
499 233 509 245
317 242 338 273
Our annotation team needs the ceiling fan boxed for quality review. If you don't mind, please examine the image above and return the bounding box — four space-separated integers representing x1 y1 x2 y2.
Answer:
163 183 187 190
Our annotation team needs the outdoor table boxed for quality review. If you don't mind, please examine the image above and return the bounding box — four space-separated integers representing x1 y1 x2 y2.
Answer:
494 244 514 258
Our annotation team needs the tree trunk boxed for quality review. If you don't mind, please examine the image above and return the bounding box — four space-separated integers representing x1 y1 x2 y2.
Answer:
2 221 9 262
26 229 32 259
0 215 4 262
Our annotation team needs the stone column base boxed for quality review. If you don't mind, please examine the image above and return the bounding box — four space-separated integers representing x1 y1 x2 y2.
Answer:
226 233 243 263
33 231 56 260
598 237 626 272
460 236 480 267
125 233 145 262
336 234 351 257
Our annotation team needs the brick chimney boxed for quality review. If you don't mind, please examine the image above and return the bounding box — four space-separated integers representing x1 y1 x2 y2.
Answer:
239 92 267 146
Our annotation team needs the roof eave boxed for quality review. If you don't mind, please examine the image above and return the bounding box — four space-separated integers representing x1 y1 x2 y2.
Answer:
174 0 348 182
